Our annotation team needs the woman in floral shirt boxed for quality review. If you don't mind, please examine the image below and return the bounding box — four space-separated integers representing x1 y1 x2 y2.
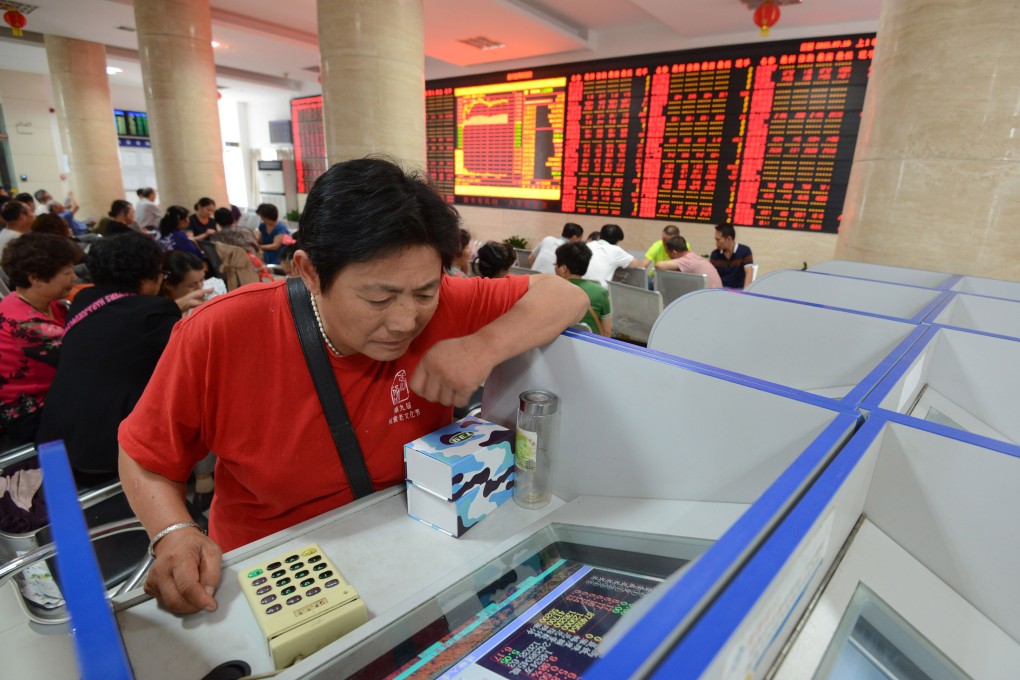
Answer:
0 232 83 447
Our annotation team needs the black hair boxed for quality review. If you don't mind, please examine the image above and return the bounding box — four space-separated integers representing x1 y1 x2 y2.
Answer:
31 214 72 237
137 187 155 199
664 235 689 254
663 225 680 237
600 224 624 244
87 233 164 292
561 222 583 239
458 228 472 250
213 207 234 228
299 157 460 293
1 232 83 288
475 241 515 279
256 203 279 222
716 223 736 240
586 231 601 242
33 189 49 202
1 200 26 223
159 206 189 238
109 199 132 219
163 250 204 287
555 241 592 276
194 197 215 211
14 192 33 205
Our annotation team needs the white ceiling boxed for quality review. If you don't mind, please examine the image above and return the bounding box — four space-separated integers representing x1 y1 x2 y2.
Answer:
0 0 883 103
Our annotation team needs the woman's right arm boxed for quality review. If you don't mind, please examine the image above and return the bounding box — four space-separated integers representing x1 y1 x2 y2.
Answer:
119 448 222 613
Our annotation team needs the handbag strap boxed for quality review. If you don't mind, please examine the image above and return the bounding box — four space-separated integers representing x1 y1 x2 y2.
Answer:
285 277 375 499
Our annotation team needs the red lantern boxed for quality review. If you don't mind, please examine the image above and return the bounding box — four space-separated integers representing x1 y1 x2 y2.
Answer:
753 1 780 37
3 9 26 37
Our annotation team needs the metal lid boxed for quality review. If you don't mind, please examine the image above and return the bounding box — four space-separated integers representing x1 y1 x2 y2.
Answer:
519 390 559 416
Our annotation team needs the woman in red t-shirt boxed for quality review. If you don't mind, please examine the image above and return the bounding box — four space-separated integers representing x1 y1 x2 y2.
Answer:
0 232 83 447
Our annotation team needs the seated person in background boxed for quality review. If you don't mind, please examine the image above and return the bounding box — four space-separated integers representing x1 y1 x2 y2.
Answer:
528 222 583 274
37 233 185 486
188 197 217 241
257 203 289 265
0 199 33 252
33 189 52 216
209 207 272 282
474 241 515 278
161 251 209 315
135 187 162 232
710 222 754 289
555 241 612 337
49 191 90 236
448 228 472 278
586 230 600 242
118 156 587 614
583 223 640 287
640 224 680 269
656 235 723 289
96 199 136 236
0 233 84 447
31 213 73 238
159 206 207 262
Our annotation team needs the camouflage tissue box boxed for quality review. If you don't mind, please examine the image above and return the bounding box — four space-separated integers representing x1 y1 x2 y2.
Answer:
404 417 515 538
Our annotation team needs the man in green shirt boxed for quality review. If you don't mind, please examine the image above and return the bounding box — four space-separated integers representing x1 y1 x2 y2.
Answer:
640 224 681 269
555 241 612 337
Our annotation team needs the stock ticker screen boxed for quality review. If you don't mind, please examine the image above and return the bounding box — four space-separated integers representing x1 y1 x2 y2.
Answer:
425 34 874 233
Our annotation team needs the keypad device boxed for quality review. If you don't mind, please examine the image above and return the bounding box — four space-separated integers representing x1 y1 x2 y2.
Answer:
237 543 368 670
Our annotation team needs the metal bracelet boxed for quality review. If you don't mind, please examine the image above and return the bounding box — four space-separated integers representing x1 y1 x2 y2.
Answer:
147 521 203 558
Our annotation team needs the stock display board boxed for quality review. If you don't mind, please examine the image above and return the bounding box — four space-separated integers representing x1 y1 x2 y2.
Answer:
426 34 875 233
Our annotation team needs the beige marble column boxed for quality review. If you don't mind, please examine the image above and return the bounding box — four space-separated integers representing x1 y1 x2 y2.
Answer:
317 0 426 170
44 36 125 221
837 0 1020 281
134 0 227 209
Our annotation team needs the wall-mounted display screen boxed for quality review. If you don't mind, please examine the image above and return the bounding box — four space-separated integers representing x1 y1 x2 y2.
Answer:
292 34 874 232
113 109 149 138
291 95 327 194
428 34 874 233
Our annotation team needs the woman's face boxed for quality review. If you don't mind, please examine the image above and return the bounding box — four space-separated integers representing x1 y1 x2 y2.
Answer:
122 205 135 224
163 268 205 301
177 217 189 231
200 203 216 219
31 264 77 301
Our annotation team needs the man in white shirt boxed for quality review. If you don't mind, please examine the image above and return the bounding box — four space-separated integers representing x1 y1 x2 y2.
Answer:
583 224 641 287
528 222 583 274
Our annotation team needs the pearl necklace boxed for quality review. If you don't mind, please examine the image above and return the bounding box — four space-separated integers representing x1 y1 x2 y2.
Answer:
309 290 343 357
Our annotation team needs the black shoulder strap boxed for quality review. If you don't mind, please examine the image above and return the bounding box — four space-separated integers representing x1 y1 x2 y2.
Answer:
286 276 375 499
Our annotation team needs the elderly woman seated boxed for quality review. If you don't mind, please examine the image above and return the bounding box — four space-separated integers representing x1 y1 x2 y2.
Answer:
0 233 83 447
37 233 192 484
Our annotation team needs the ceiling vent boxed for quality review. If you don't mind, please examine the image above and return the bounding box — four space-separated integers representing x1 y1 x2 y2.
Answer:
457 36 506 51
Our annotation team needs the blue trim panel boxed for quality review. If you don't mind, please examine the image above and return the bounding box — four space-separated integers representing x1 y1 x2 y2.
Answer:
584 412 859 680
877 408 1020 459
561 327 856 415
646 414 888 678
840 323 929 409
38 440 134 680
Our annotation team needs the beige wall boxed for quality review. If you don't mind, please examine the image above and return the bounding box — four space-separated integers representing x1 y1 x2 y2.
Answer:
456 206 837 277
0 69 67 200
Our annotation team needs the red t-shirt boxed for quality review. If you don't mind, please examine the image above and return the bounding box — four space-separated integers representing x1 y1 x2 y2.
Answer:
119 275 529 551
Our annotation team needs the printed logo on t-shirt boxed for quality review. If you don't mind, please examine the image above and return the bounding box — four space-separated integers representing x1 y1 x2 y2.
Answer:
390 370 410 405
388 369 422 426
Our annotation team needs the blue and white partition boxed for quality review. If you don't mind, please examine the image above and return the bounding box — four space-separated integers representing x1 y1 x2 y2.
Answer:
949 274 1020 302
924 290 1020 341
810 259 957 289
745 270 947 322
862 325 1020 446
483 331 858 678
621 414 1020 680
646 290 926 407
